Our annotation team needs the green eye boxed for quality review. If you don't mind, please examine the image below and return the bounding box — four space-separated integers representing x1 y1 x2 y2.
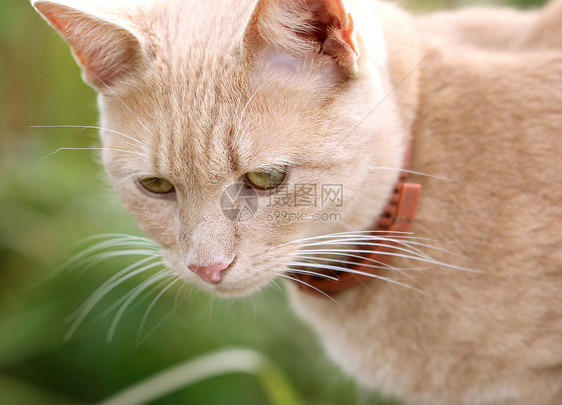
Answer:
246 169 287 190
139 177 175 194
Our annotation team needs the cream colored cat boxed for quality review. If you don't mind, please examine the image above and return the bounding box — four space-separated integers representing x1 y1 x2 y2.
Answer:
33 0 562 404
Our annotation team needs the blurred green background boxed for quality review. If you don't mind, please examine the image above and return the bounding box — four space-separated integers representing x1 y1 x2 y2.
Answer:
0 0 546 404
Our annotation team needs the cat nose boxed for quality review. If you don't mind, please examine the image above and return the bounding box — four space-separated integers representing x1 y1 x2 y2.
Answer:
188 260 233 284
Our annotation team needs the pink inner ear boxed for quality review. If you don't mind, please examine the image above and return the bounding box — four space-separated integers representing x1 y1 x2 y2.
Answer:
40 5 140 87
45 10 88 67
45 10 69 33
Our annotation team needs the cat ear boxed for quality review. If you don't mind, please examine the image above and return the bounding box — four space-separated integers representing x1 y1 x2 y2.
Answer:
244 0 359 75
32 0 143 89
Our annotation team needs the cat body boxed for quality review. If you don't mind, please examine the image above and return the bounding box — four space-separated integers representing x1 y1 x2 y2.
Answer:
292 10 562 403
33 0 562 404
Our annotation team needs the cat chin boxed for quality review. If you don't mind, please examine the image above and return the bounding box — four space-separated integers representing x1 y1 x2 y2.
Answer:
177 274 274 298
215 273 279 297
202 281 268 298
211 285 260 298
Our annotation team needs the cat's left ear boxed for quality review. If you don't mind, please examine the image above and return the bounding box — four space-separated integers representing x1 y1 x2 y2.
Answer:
32 0 144 90
244 0 359 76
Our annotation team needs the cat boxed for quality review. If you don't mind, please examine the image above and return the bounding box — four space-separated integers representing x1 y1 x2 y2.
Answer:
32 0 562 404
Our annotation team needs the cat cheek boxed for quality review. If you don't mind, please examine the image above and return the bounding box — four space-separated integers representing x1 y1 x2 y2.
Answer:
115 190 178 248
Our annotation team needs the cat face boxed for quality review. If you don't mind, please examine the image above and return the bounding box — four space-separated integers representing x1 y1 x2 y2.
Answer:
34 0 410 296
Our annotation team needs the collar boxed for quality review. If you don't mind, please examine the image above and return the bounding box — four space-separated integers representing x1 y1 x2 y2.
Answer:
290 145 421 297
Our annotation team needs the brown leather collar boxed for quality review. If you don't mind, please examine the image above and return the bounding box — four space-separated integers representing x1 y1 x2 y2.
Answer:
291 147 421 297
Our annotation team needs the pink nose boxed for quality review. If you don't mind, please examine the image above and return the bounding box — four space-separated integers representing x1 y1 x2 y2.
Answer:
188 260 232 284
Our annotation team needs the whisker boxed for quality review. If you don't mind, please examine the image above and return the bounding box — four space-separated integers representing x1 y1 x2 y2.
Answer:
73 235 158 252
73 250 162 276
296 255 387 272
290 250 432 274
287 262 426 294
235 82 267 144
295 255 423 288
292 252 421 288
42 147 145 159
47 237 159 285
31 125 147 146
377 237 462 259
99 269 171 319
363 286 426 350
297 241 439 263
276 273 342 306
284 267 339 281
324 58 425 157
297 237 456 268
135 284 189 348
76 233 157 246
83 66 156 139
174 282 188 309
287 234 451 252
268 279 288 298
275 230 428 248
76 245 159 267
293 249 394 267
52 236 153 277
283 233 464 281
301 233 458 256
294 248 480 273
136 278 181 343
106 269 172 343
66 255 158 321
366 166 455 183
64 260 163 341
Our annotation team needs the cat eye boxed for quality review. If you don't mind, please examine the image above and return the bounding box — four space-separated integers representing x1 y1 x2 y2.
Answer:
246 169 287 190
139 177 175 194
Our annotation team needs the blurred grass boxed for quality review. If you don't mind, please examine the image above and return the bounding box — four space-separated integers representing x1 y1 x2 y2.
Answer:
0 0 547 404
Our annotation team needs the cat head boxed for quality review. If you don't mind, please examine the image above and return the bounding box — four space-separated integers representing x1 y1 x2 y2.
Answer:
33 0 419 296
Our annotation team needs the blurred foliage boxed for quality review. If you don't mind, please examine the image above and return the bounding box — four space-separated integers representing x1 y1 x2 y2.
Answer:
0 0 547 404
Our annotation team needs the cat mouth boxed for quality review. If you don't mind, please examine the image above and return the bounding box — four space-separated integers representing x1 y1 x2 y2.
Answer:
208 278 271 297
212 284 256 297
209 270 276 298
171 268 272 298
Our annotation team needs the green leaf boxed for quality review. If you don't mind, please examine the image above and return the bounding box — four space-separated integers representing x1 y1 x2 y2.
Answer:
98 348 304 405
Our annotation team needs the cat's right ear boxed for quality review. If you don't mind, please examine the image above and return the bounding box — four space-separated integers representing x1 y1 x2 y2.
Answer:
32 1 144 90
